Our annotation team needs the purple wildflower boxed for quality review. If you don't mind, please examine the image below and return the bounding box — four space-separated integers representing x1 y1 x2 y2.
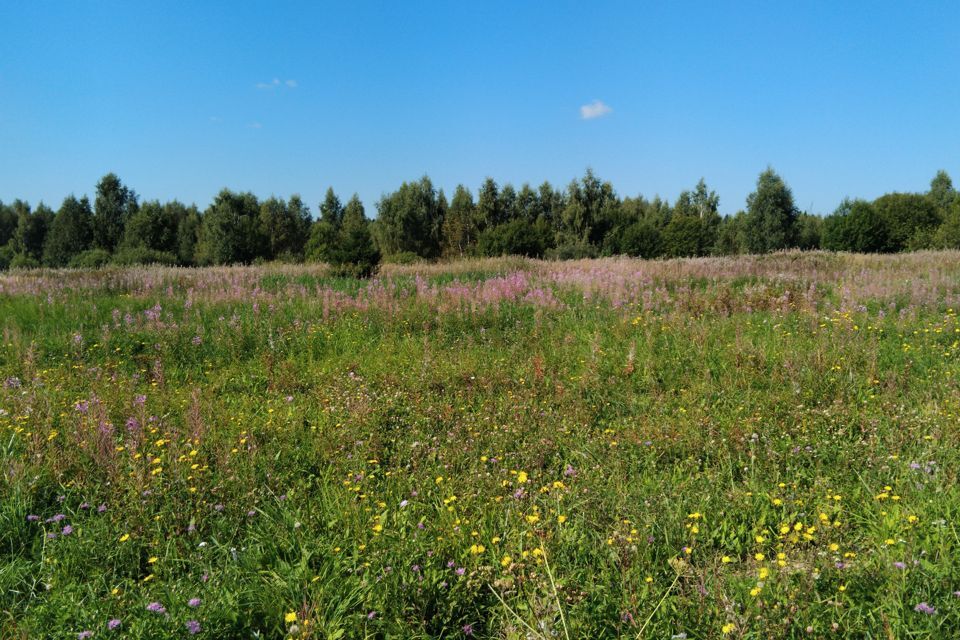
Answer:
26 515 40 522
185 620 201 635
462 623 474 636
79 502 90 510
563 464 576 477
367 611 377 620
247 510 256 517
893 561 906 570
146 602 166 614
46 513 65 523
191 336 202 346
914 602 936 615
107 619 121 630
78 631 93 640
98 504 107 513
188 597 201 607
399 499 409 508
62 525 73 535
455 567 466 576
213 503 224 512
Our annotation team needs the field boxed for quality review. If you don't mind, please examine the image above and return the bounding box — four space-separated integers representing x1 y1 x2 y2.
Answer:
3 252 960 639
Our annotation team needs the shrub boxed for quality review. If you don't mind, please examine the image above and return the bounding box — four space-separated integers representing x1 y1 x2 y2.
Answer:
111 247 178 266
68 249 113 269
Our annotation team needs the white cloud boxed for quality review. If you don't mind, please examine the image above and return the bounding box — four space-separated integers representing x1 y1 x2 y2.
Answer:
256 78 297 90
580 100 612 120
247 122 262 129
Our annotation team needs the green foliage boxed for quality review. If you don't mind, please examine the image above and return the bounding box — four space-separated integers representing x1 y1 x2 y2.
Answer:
0 201 17 247
545 239 598 260
744 168 799 253
662 215 714 258
477 218 551 258
441 185 479 257
928 170 956 215
43 196 94 267
111 246 178 265
259 195 311 261
68 248 113 268
615 220 662 258
713 212 748 255
93 173 138 251
373 176 445 259
121 200 182 256
795 213 823 250
326 195 380 277
873 192 941 252
12 201 53 260
196 190 264 265
822 200 890 253
3 255 960 637
9 253 40 269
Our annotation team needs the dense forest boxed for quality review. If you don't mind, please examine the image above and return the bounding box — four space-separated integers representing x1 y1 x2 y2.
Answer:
1 168 958 275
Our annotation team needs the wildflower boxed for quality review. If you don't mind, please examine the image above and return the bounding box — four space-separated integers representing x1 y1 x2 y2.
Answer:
27 515 40 522
285 612 297 623
557 515 567 524
78 632 93 640
914 602 936 615
188 598 201 607
722 623 735 634
119 534 130 542
146 602 166 614
517 471 528 484
367 611 377 620
721 556 732 564
399 499 409 508
501 555 512 567
185 620 201 634
462 623 474 636
62 525 73 535
893 562 906 570
754 553 765 561
107 619 121 630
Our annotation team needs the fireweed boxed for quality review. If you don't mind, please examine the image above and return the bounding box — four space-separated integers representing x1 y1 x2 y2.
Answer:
2 252 960 638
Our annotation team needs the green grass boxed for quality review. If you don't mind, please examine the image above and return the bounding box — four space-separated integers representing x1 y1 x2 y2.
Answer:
2 253 960 638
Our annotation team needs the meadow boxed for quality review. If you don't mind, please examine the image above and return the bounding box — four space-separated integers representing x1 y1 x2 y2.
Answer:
2 251 960 639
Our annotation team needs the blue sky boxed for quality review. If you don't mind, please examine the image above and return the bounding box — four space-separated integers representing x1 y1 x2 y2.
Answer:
1 1 958 217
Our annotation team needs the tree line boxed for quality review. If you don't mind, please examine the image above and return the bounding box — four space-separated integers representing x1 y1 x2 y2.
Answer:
1 168 958 274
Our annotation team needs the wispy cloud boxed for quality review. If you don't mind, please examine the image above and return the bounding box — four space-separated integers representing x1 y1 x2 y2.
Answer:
256 78 297 90
580 100 612 120
247 122 262 129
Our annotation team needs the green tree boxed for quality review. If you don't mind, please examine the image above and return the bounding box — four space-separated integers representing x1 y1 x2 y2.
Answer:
476 178 504 230
713 212 748 255
328 195 380 276
662 215 712 257
822 199 889 253
795 213 823 250
928 170 957 215
373 176 445 259
873 192 940 251
259 195 311 260
122 201 181 255
744 168 799 253
477 218 551 258
176 206 202 265
43 196 94 267
0 201 17 248
196 190 263 265
93 173 138 251
441 185 478 257
13 201 54 261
